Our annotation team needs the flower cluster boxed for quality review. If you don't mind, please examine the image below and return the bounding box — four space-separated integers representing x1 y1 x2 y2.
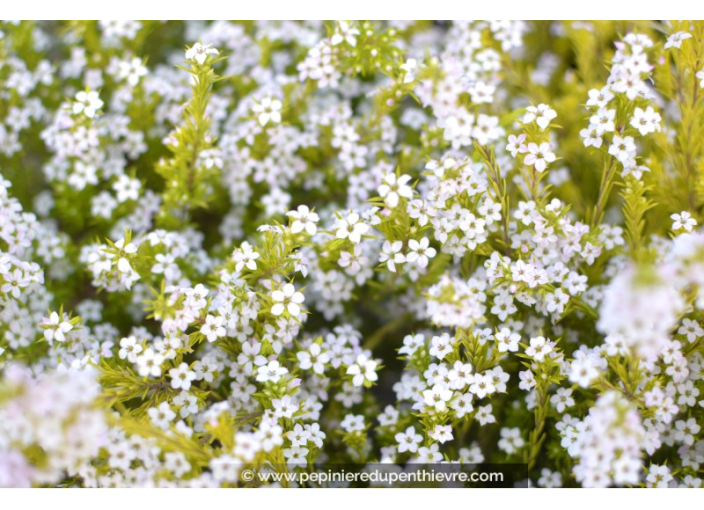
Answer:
2 20 704 489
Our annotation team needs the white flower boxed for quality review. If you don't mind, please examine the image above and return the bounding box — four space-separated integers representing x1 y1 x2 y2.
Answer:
448 361 474 390
43 312 73 343
271 283 305 317
524 142 556 172
286 424 311 448
287 205 319 235
406 237 436 268
148 402 176 429
629 106 661 136
283 446 309 466
589 107 615 135
346 354 378 387
568 354 600 388
475 404 496 425
523 104 557 130
429 424 454 444
550 388 575 413
495 327 520 353
678 318 704 343
377 173 413 208
331 21 359 47
400 58 418 83
340 413 365 433
586 87 614 108
498 427 525 455
422 384 453 411
113 237 138 273
451 393 474 418
256 360 288 383
519 370 536 391
665 31 692 50
201 315 225 342
169 362 196 391
580 127 602 148
233 241 260 272
137 348 165 377
415 443 443 463
113 175 141 202
646 465 673 488
469 374 496 398
73 90 103 118
395 426 423 453
118 57 147 86
252 97 282 126
335 212 369 244
297 343 330 375
506 133 527 157
525 336 552 361
379 240 405 272
118 335 143 362
671 211 697 232
185 42 218 64
338 246 367 276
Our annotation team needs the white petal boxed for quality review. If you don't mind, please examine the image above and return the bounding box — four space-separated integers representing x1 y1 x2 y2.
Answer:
287 303 301 317
117 258 131 273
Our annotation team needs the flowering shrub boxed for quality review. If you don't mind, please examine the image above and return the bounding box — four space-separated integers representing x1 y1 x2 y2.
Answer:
2 20 704 488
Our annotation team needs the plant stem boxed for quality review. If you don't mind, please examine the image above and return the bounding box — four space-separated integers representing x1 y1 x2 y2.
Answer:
591 156 617 229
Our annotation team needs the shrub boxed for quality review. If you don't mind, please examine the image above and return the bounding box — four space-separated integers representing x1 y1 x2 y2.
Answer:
1 20 704 488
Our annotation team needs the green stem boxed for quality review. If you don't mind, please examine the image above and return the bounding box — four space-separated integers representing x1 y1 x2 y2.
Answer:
525 382 550 473
591 156 617 229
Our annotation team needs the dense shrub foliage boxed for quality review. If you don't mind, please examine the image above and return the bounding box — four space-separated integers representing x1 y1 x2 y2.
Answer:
2 20 704 488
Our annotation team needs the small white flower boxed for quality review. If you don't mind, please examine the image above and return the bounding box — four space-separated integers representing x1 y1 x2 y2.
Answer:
422 384 453 411
671 211 697 232
335 213 369 244
201 315 225 343
524 142 556 172
525 336 552 361
429 424 454 444
253 97 282 127
185 42 218 64
400 58 418 83
406 237 436 268
43 312 73 343
137 348 165 378
72 90 103 118
340 413 365 433
523 104 557 130
495 327 520 353
377 173 413 208
629 106 661 136
271 283 305 317
118 57 147 86
395 426 423 453
506 133 527 157
379 240 405 272
113 237 138 273
169 362 196 391
232 241 260 272
257 360 288 383
297 343 330 375
665 31 692 50
346 354 378 387
287 205 319 235
118 335 143 362
330 21 359 47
